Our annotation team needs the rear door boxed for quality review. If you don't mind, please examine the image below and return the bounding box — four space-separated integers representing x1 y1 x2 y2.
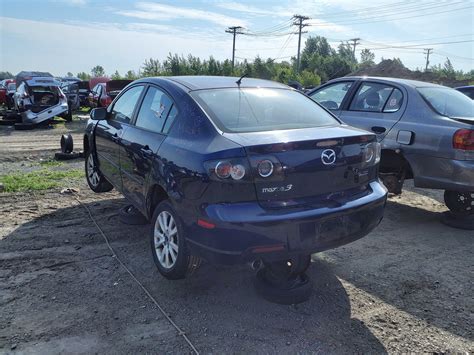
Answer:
94 85 145 189
119 85 177 211
308 80 356 117
339 81 406 141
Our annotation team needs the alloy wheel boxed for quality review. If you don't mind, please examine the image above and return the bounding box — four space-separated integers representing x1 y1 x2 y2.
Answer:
154 211 179 269
86 154 100 188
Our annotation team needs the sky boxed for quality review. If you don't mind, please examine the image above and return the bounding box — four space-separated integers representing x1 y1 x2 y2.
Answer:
0 0 473 77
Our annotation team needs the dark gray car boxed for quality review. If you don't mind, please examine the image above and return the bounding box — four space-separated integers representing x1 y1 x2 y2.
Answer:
308 76 474 215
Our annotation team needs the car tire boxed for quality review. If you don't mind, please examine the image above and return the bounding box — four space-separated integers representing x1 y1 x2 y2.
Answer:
65 107 73 122
444 190 474 215
60 134 74 154
85 150 113 193
150 200 194 280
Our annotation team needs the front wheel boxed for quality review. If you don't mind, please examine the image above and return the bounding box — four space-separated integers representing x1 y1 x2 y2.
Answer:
150 201 196 280
85 150 113 193
444 190 474 215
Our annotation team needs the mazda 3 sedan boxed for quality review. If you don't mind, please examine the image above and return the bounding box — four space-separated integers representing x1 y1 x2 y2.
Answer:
84 76 387 280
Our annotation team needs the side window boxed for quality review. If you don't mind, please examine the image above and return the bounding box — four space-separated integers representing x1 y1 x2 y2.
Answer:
350 82 402 113
310 82 353 110
163 105 178 134
383 88 403 113
109 86 144 124
92 84 100 95
135 86 173 133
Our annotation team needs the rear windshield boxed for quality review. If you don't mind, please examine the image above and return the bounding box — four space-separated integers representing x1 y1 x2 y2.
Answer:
418 87 474 118
7 83 16 91
191 88 339 133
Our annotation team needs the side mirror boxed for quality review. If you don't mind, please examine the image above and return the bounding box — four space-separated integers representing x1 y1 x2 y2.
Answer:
90 107 107 120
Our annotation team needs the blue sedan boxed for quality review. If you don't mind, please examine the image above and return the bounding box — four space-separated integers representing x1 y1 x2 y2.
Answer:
83 76 387 281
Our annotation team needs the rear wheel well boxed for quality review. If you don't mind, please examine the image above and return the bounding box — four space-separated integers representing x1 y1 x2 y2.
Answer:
83 135 90 155
147 185 169 219
380 149 413 179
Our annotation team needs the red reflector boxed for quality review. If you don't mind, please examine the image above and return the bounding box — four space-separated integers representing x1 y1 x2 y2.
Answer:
251 244 285 253
453 129 474 151
197 219 215 229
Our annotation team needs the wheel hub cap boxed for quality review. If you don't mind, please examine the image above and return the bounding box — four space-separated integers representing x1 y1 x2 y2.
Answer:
154 211 178 269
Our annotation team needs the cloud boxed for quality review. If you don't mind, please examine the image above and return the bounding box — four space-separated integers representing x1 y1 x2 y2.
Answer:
52 0 87 6
215 2 289 17
116 2 247 27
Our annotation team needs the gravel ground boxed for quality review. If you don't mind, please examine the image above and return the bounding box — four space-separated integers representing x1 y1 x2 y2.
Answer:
0 121 472 354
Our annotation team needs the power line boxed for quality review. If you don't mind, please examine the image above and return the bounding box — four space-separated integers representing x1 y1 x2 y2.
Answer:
225 26 245 71
292 14 310 73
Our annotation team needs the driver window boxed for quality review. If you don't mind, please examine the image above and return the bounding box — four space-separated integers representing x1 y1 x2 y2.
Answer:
109 86 144 124
135 86 173 133
310 81 353 110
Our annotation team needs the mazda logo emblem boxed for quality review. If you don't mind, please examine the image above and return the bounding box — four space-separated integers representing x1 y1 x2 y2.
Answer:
321 149 337 165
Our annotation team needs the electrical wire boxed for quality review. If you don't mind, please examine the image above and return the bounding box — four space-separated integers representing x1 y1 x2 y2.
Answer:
73 193 200 355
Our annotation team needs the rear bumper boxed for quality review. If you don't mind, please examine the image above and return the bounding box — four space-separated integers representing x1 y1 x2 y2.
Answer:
21 102 68 124
184 181 387 264
410 155 474 192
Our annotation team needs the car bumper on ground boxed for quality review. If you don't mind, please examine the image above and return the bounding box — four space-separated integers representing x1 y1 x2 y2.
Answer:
411 155 474 192
21 103 68 124
185 181 388 264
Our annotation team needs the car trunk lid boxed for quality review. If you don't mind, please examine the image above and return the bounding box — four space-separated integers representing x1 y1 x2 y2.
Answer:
224 126 377 208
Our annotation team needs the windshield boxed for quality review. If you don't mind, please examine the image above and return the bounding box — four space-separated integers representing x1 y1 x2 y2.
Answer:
418 87 474 118
191 88 339 133
7 83 16 91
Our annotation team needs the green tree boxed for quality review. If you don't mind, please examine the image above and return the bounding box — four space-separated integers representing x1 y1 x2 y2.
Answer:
142 58 164 76
91 65 105 77
360 49 375 65
77 72 91 80
125 70 138 80
111 70 121 80
66 72 74 77
0 71 14 80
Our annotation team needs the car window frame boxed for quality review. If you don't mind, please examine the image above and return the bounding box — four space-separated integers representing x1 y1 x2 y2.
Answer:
130 84 179 136
309 80 356 111
107 84 146 125
348 81 404 114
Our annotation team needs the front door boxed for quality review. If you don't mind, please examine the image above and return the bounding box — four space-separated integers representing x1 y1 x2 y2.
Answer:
120 85 176 212
94 85 145 189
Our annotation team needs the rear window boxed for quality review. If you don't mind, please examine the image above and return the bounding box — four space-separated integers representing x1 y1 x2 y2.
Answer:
418 87 474 118
7 83 16 91
191 88 339 133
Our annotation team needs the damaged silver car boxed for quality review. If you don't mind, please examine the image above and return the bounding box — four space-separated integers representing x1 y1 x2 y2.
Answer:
14 71 69 124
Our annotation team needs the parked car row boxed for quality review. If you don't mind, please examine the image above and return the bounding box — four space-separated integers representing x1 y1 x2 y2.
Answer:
0 72 131 127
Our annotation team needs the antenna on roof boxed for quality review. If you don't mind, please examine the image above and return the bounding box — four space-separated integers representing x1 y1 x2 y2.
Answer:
236 73 248 86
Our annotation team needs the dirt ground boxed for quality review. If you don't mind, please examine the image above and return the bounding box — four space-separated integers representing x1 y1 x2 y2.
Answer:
0 119 472 354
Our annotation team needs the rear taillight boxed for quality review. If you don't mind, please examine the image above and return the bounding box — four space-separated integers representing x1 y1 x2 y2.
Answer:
205 159 249 181
453 129 474 151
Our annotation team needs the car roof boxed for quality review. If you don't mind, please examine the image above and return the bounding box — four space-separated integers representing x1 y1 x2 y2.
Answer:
455 85 474 89
138 76 289 91
336 76 447 88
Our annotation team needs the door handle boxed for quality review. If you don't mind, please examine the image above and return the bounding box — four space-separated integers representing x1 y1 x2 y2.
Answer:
111 133 119 142
140 146 153 156
371 126 386 134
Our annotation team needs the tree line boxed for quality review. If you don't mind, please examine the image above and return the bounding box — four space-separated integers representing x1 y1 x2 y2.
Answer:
1 36 472 85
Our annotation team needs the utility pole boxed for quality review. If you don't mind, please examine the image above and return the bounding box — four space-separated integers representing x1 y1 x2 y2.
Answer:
424 48 433 71
292 15 310 73
225 26 244 72
349 38 361 58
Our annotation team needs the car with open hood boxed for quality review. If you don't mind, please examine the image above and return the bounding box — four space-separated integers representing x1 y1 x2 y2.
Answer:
308 77 474 215
83 76 387 283
14 71 69 124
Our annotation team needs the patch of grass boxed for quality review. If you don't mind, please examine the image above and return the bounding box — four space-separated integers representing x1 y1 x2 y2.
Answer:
0 169 83 193
39 160 63 167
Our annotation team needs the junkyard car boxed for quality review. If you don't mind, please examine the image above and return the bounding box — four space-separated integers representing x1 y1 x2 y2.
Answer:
88 80 132 108
308 77 474 215
84 76 387 280
1 79 16 109
14 71 69 124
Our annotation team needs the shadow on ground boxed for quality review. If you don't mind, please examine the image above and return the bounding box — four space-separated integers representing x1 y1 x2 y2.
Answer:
1 196 386 353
